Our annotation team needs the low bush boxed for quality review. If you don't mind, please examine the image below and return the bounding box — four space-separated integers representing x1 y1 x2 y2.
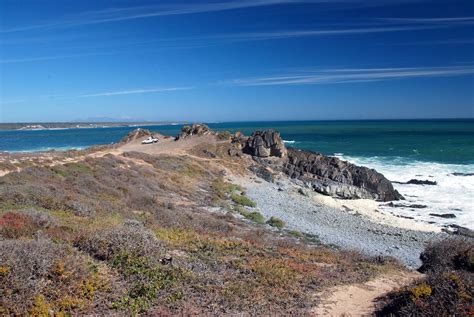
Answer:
0 238 107 315
266 217 286 229
76 220 165 262
377 238 474 316
240 210 265 224
211 178 243 200
231 193 256 208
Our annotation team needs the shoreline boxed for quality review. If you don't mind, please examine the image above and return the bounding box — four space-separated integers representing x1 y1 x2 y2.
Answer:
0 122 186 131
231 174 445 269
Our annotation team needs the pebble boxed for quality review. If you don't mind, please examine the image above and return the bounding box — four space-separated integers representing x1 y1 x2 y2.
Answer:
242 177 446 269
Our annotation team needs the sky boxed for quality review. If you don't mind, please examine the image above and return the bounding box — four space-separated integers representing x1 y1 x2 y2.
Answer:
0 0 473 123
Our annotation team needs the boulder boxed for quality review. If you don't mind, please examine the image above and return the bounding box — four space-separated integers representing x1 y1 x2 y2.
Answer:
120 128 153 143
243 130 287 158
249 165 275 183
175 124 213 140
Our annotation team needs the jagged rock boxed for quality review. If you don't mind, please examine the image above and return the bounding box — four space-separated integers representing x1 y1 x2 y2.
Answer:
120 128 153 143
243 130 287 158
249 165 274 183
203 150 217 158
451 172 474 176
386 202 428 209
175 124 213 140
298 188 310 197
406 179 437 185
237 129 402 202
228 147 241 157
445 225 474 238
283 148 404 202
430 213 456 219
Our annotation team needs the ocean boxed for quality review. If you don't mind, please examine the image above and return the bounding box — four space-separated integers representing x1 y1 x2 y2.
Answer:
1 119 473 230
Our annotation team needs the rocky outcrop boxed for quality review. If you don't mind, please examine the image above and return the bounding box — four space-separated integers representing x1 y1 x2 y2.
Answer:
283 148 404 201
393 179 438 185
120 128 153 143
175 124 214 140
232 129 403 201
406 179 437 186
243 130 287 158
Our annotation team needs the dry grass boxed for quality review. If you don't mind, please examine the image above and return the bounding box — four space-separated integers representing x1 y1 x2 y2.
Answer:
0 151 403 315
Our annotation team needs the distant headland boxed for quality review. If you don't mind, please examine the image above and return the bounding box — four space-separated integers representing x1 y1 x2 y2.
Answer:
0 122 186 131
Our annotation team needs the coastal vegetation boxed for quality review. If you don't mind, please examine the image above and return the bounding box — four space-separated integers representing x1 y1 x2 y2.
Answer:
0 149 401 315
0 127 472 316
378 238 473 315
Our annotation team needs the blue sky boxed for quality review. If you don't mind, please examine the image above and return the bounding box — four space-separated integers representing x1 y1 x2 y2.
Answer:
0 0 473 122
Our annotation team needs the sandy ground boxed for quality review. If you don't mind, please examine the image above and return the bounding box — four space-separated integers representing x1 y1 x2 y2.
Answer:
232 174 443 268
312 271 423 316
310 190 440 233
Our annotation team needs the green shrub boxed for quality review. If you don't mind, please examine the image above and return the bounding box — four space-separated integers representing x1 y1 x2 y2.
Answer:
240 210 265 224
231 193 256 208
266 217 286 229
211 179 243 200
111 251 184 315
378 238 474 316
288 230 303 238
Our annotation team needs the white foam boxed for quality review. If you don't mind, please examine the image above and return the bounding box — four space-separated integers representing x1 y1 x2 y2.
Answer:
336 155 474 230
283 140 296 144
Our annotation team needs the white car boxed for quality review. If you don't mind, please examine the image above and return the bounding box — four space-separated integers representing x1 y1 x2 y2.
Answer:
141 136 159 144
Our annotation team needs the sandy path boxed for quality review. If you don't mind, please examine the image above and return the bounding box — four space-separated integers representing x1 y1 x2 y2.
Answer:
0 135 216 177
312 271 421 316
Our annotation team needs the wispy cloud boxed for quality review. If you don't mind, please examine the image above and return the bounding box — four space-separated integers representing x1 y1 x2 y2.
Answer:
382 16 474 24
0 87 192 105
224 66 474 86
0 0 325 33
80 87 193 97
203 25 435 42
2 0 452 34
0 52 119 64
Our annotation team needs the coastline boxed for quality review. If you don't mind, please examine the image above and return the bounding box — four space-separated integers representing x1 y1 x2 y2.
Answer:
0 121 187 131
0 127 460 268
231 174 443 268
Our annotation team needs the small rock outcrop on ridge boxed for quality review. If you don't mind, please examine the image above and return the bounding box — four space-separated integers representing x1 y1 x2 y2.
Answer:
175 124 213 140
120 128 154 143
243 130 287 158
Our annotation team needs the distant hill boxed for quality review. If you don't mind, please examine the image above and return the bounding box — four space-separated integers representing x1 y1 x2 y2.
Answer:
0 122 186 131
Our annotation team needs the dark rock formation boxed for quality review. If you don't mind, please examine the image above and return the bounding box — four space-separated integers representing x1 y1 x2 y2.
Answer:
120 128 153 143
406 179 437 186
283 148 404 201
175 124 213 140
248 165 274 183
385 202 428 209
243 130 287 158
393 179 437 185
430 213 456 219
232 129 403 201
445 225 474 238
451 172 474 177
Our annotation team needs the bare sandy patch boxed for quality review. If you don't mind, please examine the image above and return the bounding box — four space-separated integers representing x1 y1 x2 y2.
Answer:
310 193 440 233
312 271 423 316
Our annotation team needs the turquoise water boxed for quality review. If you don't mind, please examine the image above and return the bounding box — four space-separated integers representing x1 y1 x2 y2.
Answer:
1 119 473 229
0 120 473 164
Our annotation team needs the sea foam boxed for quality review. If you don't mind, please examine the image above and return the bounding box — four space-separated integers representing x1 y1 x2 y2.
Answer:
335 154 474 230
